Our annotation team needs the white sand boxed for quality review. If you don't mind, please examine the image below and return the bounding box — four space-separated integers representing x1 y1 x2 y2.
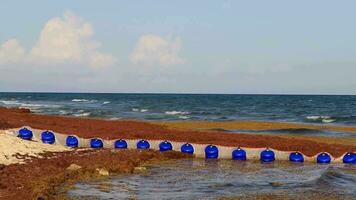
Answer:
0 130 70 165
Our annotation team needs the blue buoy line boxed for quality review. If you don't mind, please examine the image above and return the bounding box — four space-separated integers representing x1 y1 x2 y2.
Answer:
66 136 79 148
181 143 194 154
232 148 247 160
260 149 275 162
317 152 331 164
18 128 33 140
41 131 55 144
90 138 103 149
289 152 304 163
137 140 150 149
15 127 354 164
342 152 355 164
205 145 219 159
114 139 128 149
159 141 173 152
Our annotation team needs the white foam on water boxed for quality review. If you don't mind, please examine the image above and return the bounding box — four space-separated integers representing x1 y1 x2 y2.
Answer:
178 116 189 119
322 119 336 123
165 111 190 115
132 108 148 112
0 100 20 105
73 112 91 117
72 99 89 102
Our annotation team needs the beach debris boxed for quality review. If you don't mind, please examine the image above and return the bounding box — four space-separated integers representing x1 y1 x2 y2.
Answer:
66 163 82 171
134 166 147 173
96 168 109 176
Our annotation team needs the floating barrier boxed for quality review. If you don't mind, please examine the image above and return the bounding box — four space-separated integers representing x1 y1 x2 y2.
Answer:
12 127 355 163
41 131 55 144
66 136 79 148
137 140 150 150
18 128 33 140
159 141 173 152
90 138 103 149
317 152 331 164
342 152 355 164
260 149 275 162
181 143 194 154
289 152 304 163
232 148 247 160
114 139 128 149
205 145 219 159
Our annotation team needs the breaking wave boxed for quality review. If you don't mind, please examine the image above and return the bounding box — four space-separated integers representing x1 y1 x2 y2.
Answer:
132 108 148 112
165 111 190 115
72 112 91 117
72 99 90 102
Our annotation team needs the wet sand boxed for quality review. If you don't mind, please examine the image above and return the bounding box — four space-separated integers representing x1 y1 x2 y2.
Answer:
0 107 355 157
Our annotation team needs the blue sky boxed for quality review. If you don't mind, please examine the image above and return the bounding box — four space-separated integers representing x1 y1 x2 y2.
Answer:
1 0 356 94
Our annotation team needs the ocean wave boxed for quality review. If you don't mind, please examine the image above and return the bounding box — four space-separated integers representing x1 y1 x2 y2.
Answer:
178 116 190 119
109 117 121 120
322 118 336 123
58 110 69 115
165 111 190 115
72 99 90 102
0 100 20 105
73 112 91 117
132 108 148 112
102 101 111 105
305 116 335 123
306 115 331 120
0 100 60 110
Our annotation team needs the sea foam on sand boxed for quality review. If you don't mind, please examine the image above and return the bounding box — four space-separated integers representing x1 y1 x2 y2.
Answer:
0 130 70 165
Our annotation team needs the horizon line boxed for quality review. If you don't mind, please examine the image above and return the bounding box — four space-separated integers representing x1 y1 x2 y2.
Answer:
0 91 355 96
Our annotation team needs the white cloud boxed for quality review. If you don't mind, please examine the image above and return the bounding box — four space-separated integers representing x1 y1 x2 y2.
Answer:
0 39 25 64
130 35 185 66
0 11 116 68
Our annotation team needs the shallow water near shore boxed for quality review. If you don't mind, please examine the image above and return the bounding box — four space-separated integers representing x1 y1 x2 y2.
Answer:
67 159 356 200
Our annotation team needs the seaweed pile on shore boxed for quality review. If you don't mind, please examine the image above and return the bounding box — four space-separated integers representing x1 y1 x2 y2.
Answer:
0 149 190 199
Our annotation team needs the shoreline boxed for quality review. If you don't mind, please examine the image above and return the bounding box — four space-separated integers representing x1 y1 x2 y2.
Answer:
0 107 355 199
0 107 355 157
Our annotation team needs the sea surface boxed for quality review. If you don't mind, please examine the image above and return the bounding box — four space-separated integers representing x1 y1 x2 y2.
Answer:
67 159 356 200
1 93 356 125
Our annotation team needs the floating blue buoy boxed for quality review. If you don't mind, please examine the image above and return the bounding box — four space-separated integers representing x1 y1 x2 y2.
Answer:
66 136 78 148
114 139 128 149
181 143 194 154
205 145 219 159
18 128 33 140
90 138 103 149
260 149 275 162
159 141 173 152
289 152 304 163
137 140 150 149
232 148 247 160
41 131 55 144
317 152 331 164
342 152 355 164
